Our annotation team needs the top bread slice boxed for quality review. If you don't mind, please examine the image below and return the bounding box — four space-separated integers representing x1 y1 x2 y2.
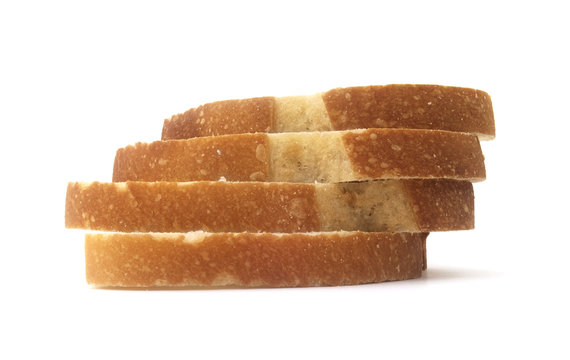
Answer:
114 128 485 183
162 84 495 140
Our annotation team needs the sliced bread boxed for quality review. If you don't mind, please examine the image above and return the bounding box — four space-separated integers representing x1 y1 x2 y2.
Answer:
114 128 486 183
66 179 474 233
162 84 494 140
85 231 428 287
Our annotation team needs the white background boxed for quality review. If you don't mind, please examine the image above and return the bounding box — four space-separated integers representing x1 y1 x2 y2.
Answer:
1 0 569 358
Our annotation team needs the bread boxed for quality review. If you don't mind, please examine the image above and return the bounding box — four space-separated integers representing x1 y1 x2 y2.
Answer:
65 179 474 233
85 231 428 287
162 84 495 140
67 83 495 289
114 128 486 183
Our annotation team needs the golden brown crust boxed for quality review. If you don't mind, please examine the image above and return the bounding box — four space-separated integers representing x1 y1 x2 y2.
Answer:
342 129 486 181
113 134 270 182
401 179 474 231
323 84 495 139
113 129 485 183
161 85 494 140
85 231 428 287
65 181 320 233
161 97 274 140
65 179 473 233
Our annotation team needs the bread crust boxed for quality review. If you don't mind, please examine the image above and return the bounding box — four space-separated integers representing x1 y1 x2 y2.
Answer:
161 97 274 139
341 129 485 180
324 84 495 139
85 231 428 287
402 179 474 231
114 129 485 183
161 84 494 140
113 133 271 182
65 179 474 233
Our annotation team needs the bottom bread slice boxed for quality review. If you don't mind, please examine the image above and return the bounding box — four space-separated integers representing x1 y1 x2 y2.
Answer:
85 231 428 288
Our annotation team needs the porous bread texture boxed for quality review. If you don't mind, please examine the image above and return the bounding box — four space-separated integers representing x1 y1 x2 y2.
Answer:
113 128 486 183
268 131 353 183
316 180 418 232
273 94 331 132
85 231 428 287
65 179 474 233
162 84 495 140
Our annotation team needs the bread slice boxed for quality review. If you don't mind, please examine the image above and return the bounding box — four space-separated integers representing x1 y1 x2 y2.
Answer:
162 84 495 140
114 128 486 183
85 231 428 287
66 179 474 233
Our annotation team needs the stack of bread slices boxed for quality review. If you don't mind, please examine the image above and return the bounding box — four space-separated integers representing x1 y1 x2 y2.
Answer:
65 84 494 288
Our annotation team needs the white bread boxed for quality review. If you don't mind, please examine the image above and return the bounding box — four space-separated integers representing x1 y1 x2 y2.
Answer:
162 84 495 140
114 128 486 183
65 179 474 233
85 231 428 287
68 84 495 289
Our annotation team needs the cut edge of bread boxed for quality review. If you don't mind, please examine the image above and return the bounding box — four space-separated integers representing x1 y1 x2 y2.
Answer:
85 231 428 288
